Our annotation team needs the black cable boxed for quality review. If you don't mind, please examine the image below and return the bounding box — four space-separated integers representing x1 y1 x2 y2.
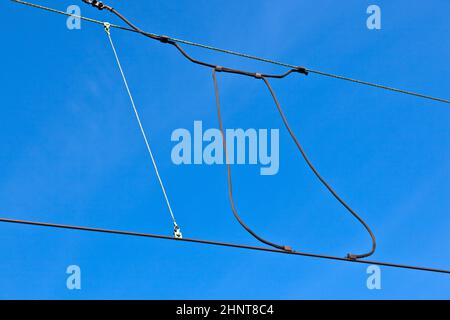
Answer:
261 77 376 259
0 217 448 275
10 0 450 104
98 1 311 253
212 69 292 252
4 0 449 277
105 4 309 78
11 0 377 258
212 67 376 259
6 0 446 261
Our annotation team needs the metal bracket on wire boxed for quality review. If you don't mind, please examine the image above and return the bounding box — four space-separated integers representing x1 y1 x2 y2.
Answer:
103 22 111 34
174 223 182 239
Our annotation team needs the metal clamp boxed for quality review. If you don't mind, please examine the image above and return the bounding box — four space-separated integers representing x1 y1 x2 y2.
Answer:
82 0 108 10
173 223 183 239
103 22 111 35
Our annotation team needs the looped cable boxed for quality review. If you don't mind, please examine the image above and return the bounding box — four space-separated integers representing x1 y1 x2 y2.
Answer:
261 77 376 259
212 69 293 252
90 2 376 257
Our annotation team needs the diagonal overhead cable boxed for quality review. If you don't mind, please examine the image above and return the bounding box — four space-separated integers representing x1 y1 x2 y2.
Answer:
7 0 377 258
10 0 450 104
0 217 449 275
5 0 449 269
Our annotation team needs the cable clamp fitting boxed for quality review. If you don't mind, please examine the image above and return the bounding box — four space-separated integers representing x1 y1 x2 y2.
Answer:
215 66 224 72
82 0 110 10
173 223 183 239
158 35 174 44
346 253 358 260
254 73 263 79
103 22 111 35
295 66 309 76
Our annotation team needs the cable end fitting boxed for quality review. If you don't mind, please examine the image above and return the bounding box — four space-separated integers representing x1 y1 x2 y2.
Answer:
173 224 183 239
283 245 293 252
82 0 112 11
295 66 309 76
103 22 111 34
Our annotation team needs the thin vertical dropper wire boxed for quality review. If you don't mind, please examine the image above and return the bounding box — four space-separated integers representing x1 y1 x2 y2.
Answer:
105 26 179 230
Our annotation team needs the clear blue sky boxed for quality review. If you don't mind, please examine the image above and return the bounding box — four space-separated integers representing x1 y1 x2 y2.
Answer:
0 0 449 299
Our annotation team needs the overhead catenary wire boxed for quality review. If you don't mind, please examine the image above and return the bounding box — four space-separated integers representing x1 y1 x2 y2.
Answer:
6 0 376 258
103 23 182 238
0 217 449 275
10 0 450 104
5 0 449 273
94 1 377 258
95 2 316 253
6 0 443 257
93 1 378 258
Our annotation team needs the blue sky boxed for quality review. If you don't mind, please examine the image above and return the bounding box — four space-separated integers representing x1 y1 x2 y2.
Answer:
0 0 449 299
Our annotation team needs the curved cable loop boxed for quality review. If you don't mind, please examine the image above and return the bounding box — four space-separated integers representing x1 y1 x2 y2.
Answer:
261 77 376 259
95 3 306 251
92 2 376 258
212 69 293 252
212 67 376 259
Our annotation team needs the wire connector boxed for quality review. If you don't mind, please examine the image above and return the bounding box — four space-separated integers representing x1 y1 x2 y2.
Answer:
158 35 175 44
346 253 358 260
82 0 111 11
103 22 111 35
294 66 309 75
173 223 182 239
